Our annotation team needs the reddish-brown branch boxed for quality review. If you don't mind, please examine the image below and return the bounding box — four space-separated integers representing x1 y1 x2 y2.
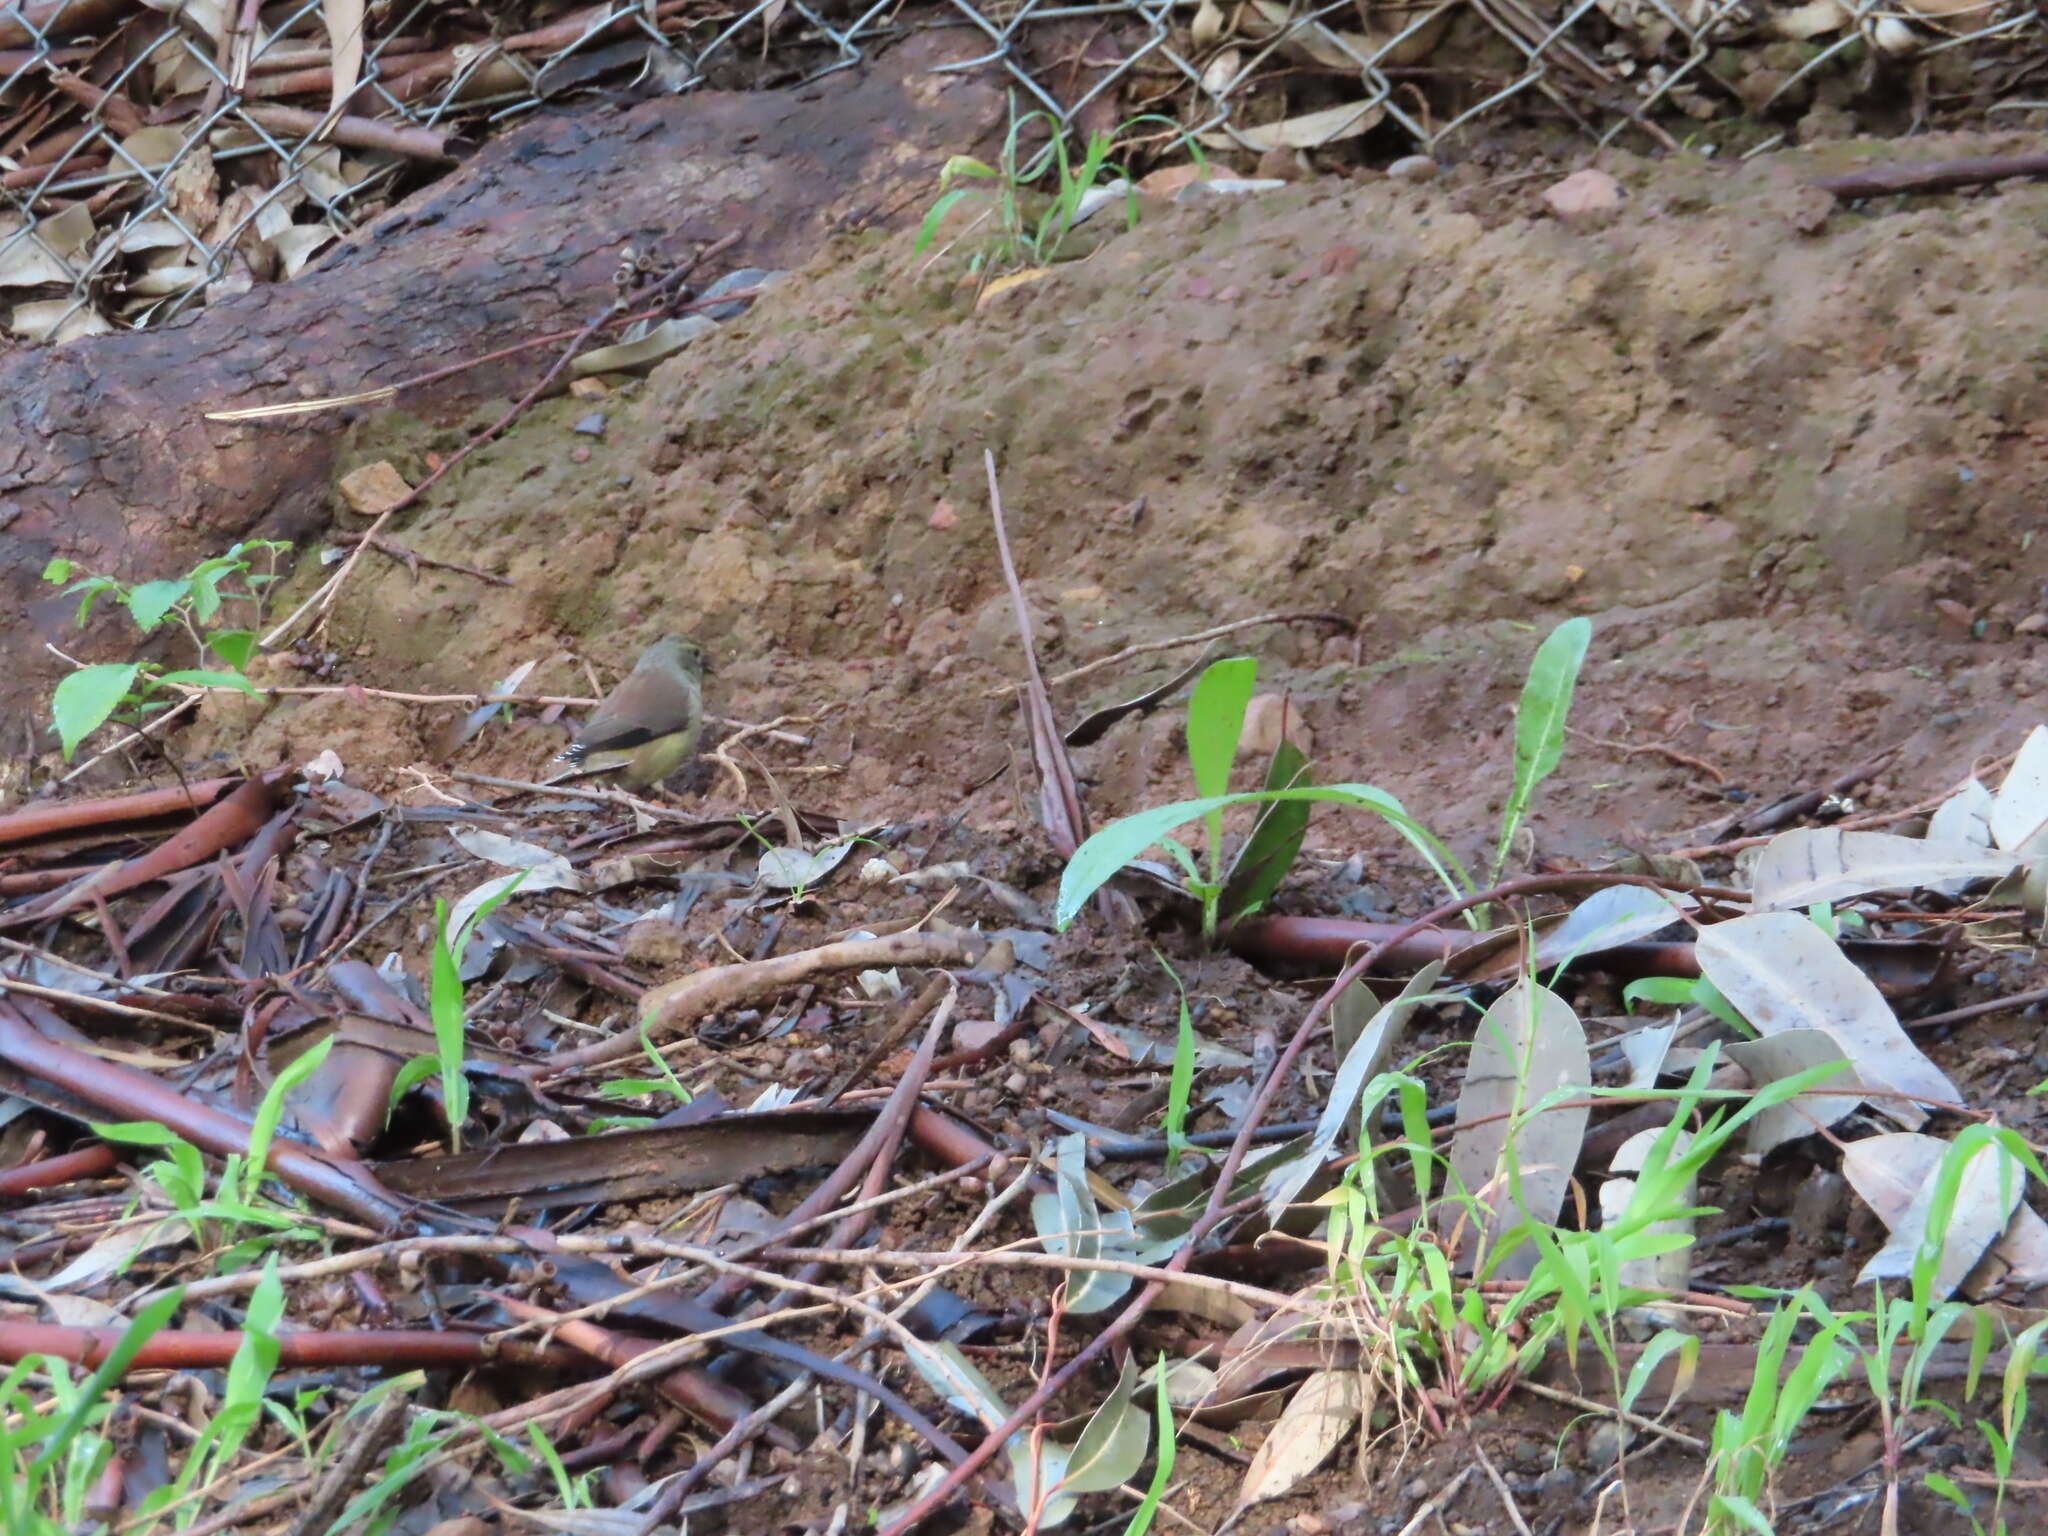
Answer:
0 776 237 849
0 1141 117 1197
491 1294 795 1448
0 1320 570 1371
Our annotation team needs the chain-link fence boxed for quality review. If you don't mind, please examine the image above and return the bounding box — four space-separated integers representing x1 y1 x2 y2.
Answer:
3 0 2041 344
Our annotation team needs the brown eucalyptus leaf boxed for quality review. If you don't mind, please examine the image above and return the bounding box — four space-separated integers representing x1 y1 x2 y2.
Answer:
1233 1370 1366 1511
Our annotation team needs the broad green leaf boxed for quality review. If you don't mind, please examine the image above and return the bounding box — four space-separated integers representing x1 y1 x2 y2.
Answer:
1221 738 1311 924
51 663 141 759
1494 616 1591 878
1057 784 1452 930
1059 1361 1148 1495
1162 961 1196 1172
1185 657 1256 800
387 1056 440 1108
41 557 73 583
244 1035 333 1203
124 579 189 633
158 669 257 695
205 629 258 668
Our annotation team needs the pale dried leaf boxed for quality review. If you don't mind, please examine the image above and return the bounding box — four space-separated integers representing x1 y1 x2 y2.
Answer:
1619 1021 1677 1088
273 223 338 278
1234 1370 1366 1510
447 859 581 938
115 220 196 256
1449 980 1590 1279
115 127 187 171
9 298 113 343
1599 1128 1693 1300
1532 885 1693 968
127 264 206 296
1991 726 2048 854
1192 0 1226 46
757 840 855 891
573 316 719 375
1261 961 1443 1218
1771 0 1850 35
1201 47 1241 98
0 1218 186 1297
449 827 562 871
1747 827 2014 910
1724 1028 1863 1153
1199 99 1384 152
325 0 366 112
1846 1133 2032 1300
1694 912 1955 1121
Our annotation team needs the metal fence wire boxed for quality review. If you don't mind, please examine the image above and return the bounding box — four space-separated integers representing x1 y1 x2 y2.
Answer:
2 0 2042 343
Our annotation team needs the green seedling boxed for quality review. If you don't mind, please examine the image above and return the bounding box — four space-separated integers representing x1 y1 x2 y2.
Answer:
96 1035 333 1268
1058 619 1592 934
591 1024 697 1131
1160 959 1198 1172
389 876 526 1153
1122 1356 1178 1536
915 103 1202 277
41 541 288 760
0 1288 183 1535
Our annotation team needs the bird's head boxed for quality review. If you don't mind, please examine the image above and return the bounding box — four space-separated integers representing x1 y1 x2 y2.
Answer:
652 633 709 678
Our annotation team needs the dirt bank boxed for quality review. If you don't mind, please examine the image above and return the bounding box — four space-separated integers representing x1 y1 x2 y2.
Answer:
240 133 2048 872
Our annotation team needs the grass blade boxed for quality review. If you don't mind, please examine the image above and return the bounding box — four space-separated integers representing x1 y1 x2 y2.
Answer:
1493 616 1591 880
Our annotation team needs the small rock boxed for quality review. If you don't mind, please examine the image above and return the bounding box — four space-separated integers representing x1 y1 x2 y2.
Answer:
1292 1516 1330 1536
1386 154 1437 184
1241 693 1316 758
1583 1420 1631 1466
337 460 414 518
573 412 607 436
1543 167 1624 221
929 500 957 530
2015 613 2048 636
568 377 611 400
1933 597 1976 635
570 445 592 463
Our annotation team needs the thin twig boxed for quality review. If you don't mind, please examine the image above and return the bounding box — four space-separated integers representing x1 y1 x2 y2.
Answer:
989 610 1353 697
1394 1465 1475 1536
1472 1442 1536 1536
1513 1378 1707 1454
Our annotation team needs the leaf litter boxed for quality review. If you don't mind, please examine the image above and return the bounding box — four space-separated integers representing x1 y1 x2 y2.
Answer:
9 622 2048 1536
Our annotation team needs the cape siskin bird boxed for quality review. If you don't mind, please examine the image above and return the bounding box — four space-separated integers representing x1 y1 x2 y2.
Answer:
557 635 706 790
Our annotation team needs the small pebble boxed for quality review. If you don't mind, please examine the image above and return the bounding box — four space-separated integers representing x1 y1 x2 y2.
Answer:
1386 155 1437 184
573 412 607 436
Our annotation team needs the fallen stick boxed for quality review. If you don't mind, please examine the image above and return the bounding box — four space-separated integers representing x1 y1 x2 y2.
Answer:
1813 152 2048 201
540 928 982 1073
0 776 236 848
0 1320 567 1371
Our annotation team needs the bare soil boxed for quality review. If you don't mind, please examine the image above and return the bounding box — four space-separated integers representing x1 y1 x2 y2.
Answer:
20 123 2048 1536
